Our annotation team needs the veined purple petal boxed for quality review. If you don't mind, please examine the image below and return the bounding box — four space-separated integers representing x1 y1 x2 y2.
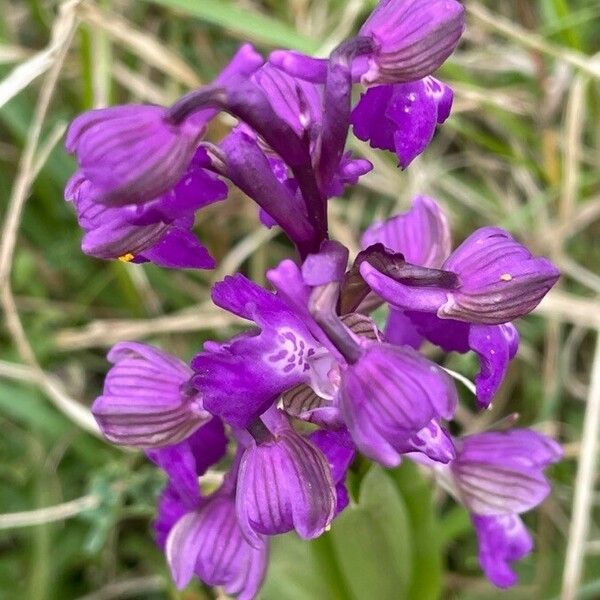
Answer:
92 342 211 448
339 343 457 467
66 159 224 270
309 428 355 484
473 514 533 588
166 496 268 594
360 260 450 313
469 323 519 408
66 105 202 207
267 259 344 358
361 195 451 267
352 78 454 168
125 148 227 226
358 0 465 85
194 275 319 427
67 173 166 258
236 430 336 543
440 227 560 324
451 429 562 515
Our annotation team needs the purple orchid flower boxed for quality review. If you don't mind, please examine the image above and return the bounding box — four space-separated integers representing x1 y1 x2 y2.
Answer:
359 196 559 406
92 342 212 448
235 409 337 544
193 242 457 468
269 0 465 88
65 148 227 269
357 0 465 86
65 104 202 207
70 0 566 595
65 44 263 208
419 428 562 588
148 421 269 598
352 77 453 168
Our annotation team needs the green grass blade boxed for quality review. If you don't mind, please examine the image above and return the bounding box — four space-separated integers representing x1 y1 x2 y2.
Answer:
141 0 319 52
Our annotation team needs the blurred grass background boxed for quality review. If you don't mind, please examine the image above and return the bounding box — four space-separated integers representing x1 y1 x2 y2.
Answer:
1 0 599 598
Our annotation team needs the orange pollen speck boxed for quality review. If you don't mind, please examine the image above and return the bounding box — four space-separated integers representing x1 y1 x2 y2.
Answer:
118 253 135 263
500 273 513 281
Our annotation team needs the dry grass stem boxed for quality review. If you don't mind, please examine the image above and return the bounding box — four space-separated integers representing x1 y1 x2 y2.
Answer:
76 2 201 88
0 494 99 530
560 75 587 222
214 226 280 279
0 0 82 110
467 2 600 80
0 0 99 437
534 290 600 330
55 306 244 350
112 61 175 105
75 576 166 600
561 332 600 599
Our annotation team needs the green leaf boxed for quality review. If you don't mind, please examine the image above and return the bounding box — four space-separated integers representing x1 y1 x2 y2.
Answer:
261 465 413 600
387 462 443 600
329 465 413 600
141 0 319 52
259 533 333 600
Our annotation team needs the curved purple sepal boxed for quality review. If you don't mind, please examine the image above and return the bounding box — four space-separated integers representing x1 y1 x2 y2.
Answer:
236 430 336 543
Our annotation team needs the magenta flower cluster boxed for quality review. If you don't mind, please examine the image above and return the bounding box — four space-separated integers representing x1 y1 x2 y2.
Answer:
65 1 562 596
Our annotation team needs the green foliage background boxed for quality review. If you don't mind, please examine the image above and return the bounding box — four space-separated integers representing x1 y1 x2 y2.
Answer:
1 1 599 598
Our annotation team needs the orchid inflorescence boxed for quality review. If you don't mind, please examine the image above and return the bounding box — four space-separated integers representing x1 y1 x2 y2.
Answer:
65 1 563 596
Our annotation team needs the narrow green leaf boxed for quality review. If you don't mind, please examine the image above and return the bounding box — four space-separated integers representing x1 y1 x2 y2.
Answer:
329 465 413 600
141 0 319 52
388 462 443 600
259 533 333 600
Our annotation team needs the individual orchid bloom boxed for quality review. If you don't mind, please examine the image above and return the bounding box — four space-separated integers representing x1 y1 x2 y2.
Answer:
65 44 263 207
235 409 337 543
423 428 562 588
359 197 559 405
193 242 457 468
65 148 227 269
448 429 562 516
338 342 456 467
150 423 269 599
360 223 559 326
190 242 359 430
356 0 465 86
269 0 465 88
65 104 202 207
92 342 212 448
352 77 453 168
